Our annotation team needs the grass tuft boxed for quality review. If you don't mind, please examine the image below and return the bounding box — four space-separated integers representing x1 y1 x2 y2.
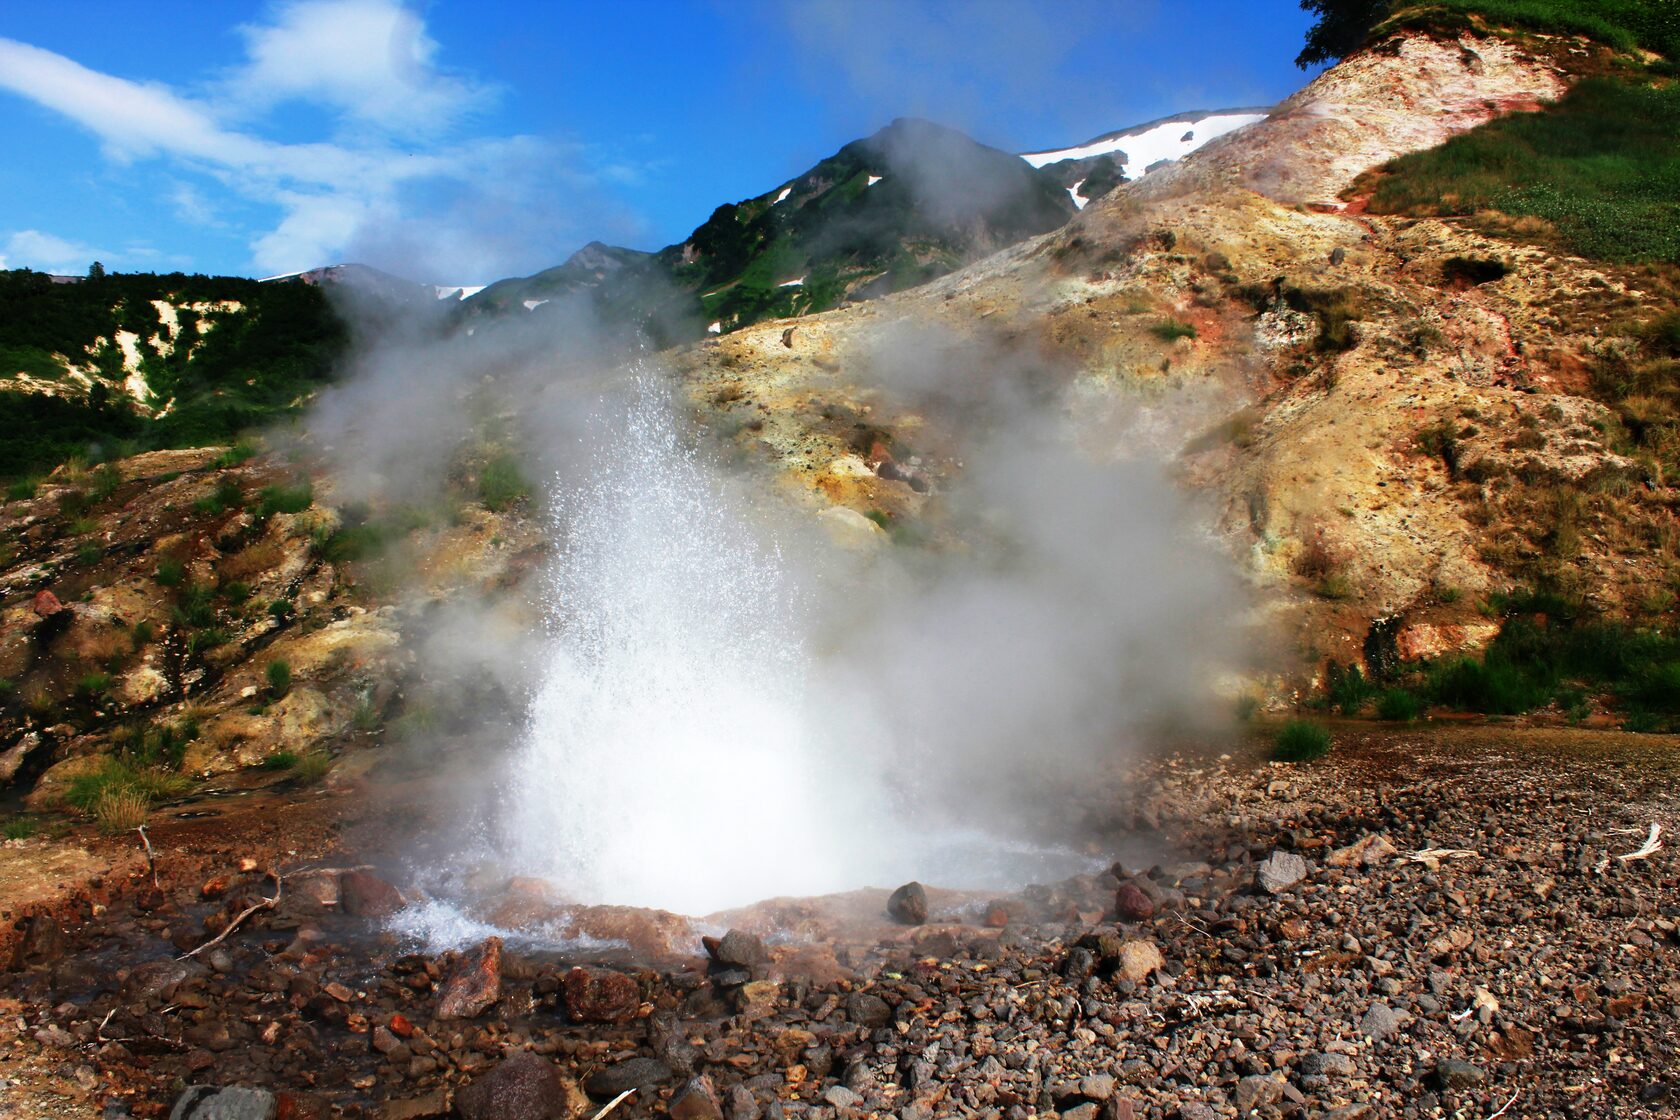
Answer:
1272 719 1333 762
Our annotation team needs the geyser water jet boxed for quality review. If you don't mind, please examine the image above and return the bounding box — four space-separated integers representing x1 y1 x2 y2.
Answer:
492 379 1094 916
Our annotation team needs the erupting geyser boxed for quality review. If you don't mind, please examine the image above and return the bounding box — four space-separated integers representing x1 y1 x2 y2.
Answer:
501 382 866 912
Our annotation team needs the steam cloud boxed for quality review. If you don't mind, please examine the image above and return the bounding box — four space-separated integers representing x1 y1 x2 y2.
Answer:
301 273 1245 923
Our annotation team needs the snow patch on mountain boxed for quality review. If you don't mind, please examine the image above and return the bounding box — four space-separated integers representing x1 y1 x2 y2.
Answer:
1022 110 1269 181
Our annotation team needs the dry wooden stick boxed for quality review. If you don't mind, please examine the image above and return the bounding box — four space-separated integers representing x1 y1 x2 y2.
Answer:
589 1089 635 1120
136 825 158 888
178 870 282 960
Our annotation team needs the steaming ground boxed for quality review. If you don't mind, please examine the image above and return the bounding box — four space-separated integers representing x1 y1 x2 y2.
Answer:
365 336 1245 941
391 377 1108 930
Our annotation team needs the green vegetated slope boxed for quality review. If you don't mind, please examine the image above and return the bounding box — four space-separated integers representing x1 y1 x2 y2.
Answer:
1366 78 1680 263
0 270 346 481
1302 0 1680 728
1300 0 1680 67
467 117 1076 340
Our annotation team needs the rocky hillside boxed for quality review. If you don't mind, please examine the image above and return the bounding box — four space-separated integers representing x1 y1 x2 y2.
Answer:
662 20 1680 719
465 118 1078 341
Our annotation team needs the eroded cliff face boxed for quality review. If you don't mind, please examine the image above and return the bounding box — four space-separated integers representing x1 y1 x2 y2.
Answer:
666 30 1668 689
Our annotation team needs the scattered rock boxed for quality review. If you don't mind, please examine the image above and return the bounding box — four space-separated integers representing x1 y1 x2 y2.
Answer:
1255 851 1309 894
339 871 404 918
1360 1002 1403 1042
584 1057 672 1099
887 881 928 925
1432 1059 1485 1090
1114 880 1156 922
846 991 893 1027
669 1075 724 1120
1116 940 1164 983
705 928 767 971
458 1052 582 1120
1325 834 1397 868
169 1087 278 1120
562 967 640 1023
1235 1074 1284 1114
436 937 503 1020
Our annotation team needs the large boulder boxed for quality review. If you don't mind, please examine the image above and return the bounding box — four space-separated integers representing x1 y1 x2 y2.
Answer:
457 1052 584 1120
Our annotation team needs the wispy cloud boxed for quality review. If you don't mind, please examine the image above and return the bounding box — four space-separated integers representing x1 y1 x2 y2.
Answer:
3 230 108 274
223 0 496 141
0 1 635 280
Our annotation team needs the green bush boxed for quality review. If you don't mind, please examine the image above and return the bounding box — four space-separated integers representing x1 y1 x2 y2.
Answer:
256 482 312 518
266 659 292 698
1 816 37 840
154 557 185 587
1151 319 1198 343
1273 719 1333 761
63 757 190 813
477 454 532 512
257 750 298 771
1377 688 1424 721
1325 662 1377 714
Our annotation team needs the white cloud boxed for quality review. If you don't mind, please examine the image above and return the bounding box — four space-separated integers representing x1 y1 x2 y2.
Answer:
4 229 105 274
0 2 633 281
226 0 493 139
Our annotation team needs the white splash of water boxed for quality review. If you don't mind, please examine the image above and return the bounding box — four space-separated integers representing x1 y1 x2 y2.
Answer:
485 378 1096 917
503 382 868 913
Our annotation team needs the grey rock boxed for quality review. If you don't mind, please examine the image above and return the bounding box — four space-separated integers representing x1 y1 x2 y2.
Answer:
846 992 893 1027
1255 851 1308 894
1432 1059 1485 1090
585 1057 672 1098
168 1087 277 1120
1299 1052 1356 1078
1360 1002 1402 1041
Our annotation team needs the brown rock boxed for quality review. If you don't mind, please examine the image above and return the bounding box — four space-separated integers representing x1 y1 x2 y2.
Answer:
436 938 503 1020
561 967 640 1023
388 1012 416 1038
30 590 62 618
1115 940 1164 983
670 1075 724 1120
380 1091 451 1120
887 881 928 925
458 1052 582 1120
201 874 233 900
983 899 1025 927
1326 834 1398 869
340 871 404 918
276 1093 331 1120
1114 881 1156 922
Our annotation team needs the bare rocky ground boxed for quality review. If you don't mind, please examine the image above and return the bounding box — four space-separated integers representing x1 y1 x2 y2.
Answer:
2 723 1675 1120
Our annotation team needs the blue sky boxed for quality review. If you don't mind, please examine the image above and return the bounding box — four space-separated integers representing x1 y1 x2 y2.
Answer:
0 1 1318 283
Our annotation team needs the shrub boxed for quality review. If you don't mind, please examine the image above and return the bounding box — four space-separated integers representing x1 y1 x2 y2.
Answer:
186 628 231 656
293 751 333 784
265 659 292 698
212 441 258 468
1 816 37 840
1325 662 1376 714
93 787 149 834
154 557 186 587
267 597 295 622
194 477 243 515
88 463 122 502
77 672 113 697
477 454 531 512
256 482 313 519
1151 319 1198 343
352 694 382 732
257 750 298 771
1273 719 1333 762
1377 688 1424 721
6 477 38 501
64 757 189 814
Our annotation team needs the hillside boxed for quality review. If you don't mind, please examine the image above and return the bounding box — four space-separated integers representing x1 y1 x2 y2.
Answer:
663 17 1680 723
465 117 1078 340
0 269 347 482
